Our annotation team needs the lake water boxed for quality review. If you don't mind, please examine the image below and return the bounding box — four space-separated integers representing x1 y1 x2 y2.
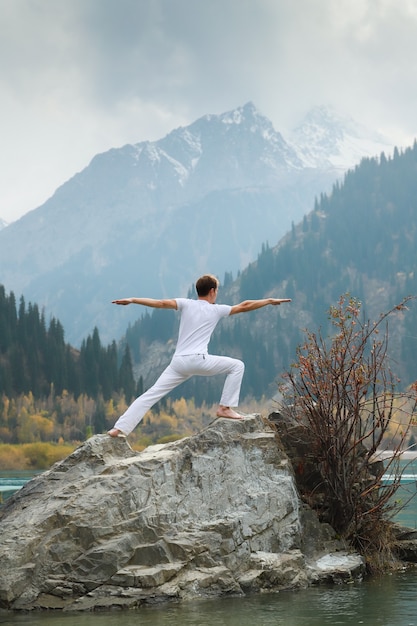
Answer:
0 471 40 504
1 460 417 625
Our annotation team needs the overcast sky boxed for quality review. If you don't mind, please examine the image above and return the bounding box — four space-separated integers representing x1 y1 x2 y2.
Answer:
1 0 417 223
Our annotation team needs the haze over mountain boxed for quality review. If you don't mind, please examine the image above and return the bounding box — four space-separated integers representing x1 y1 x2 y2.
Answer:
0 103 393 345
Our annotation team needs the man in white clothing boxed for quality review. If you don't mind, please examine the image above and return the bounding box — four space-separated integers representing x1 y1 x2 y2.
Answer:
108 274 291 437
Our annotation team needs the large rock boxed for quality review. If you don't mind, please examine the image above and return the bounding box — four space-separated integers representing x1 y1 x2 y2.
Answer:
0 415 364 611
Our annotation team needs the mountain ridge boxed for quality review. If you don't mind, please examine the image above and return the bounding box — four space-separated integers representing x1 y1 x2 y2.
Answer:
0 103 395 345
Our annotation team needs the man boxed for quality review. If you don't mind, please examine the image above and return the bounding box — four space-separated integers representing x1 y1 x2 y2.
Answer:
108 274 291 437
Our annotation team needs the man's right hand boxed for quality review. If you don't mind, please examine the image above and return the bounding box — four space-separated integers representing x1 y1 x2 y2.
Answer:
112 298 132 305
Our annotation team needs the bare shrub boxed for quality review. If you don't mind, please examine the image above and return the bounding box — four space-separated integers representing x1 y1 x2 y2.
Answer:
279 294 417 570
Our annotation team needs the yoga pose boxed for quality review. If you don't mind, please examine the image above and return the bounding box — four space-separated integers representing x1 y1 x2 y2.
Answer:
108 274 291 437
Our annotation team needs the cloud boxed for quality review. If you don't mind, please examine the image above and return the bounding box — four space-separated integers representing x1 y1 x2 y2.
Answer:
1 0 417 222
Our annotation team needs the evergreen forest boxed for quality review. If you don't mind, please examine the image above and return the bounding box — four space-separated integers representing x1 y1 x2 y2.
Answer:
0 287 140 448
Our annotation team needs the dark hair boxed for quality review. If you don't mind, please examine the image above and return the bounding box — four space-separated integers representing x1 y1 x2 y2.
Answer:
195 274 219 297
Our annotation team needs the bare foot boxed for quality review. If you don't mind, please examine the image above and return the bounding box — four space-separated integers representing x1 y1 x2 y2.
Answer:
107 428 127 438
216 406 245 420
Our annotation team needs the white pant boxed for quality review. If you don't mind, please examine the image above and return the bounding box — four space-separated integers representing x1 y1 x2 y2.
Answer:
114 354 245 435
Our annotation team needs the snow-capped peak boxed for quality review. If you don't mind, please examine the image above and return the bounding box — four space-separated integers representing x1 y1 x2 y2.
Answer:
289 105 394 170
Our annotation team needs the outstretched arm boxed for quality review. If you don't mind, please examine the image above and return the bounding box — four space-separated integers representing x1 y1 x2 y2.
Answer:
230 298 291 315
112 297 178 309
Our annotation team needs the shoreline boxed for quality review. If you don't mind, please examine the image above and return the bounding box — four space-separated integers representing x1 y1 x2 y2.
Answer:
372 450 417 460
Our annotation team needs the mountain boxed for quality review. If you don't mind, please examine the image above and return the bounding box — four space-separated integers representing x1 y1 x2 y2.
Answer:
125 143 417 404
289 105 392 170
0 218 7 231
0 102 394 345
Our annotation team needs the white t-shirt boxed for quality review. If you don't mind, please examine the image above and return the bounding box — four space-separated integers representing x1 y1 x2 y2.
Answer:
174 298 231 356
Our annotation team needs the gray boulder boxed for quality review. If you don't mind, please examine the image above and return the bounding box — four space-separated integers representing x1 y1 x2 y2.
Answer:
0 415 364 611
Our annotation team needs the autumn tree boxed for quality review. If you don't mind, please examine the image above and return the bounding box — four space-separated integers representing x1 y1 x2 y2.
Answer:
278 294 417 571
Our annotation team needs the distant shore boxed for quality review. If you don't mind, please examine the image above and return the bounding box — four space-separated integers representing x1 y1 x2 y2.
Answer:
373 450 417 460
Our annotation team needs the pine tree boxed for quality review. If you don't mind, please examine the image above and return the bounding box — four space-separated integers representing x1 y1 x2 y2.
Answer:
119 345 136 403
